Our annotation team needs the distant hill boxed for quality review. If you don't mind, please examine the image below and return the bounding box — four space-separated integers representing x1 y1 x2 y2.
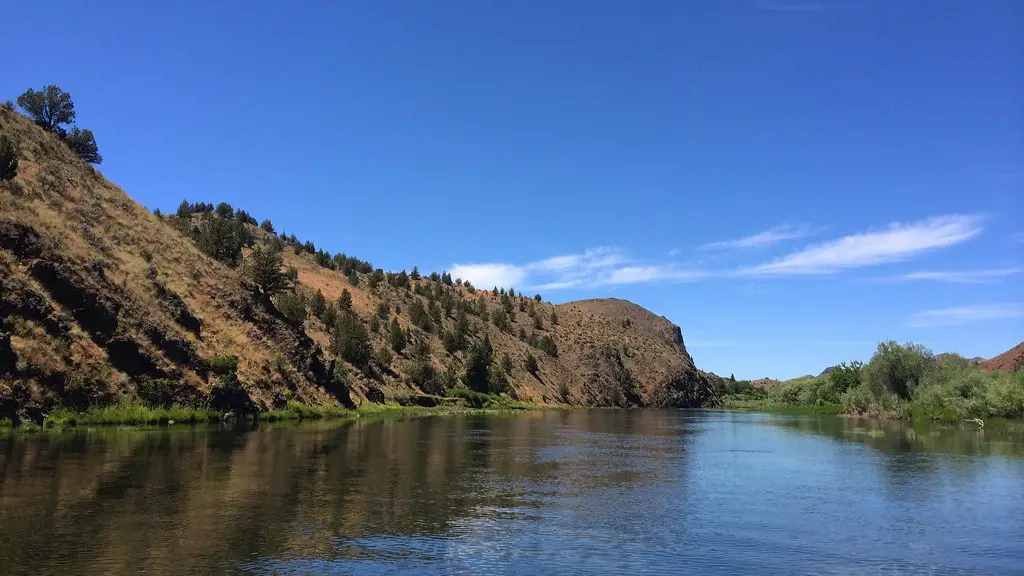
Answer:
981 342 1024 373
0 107 717 422
752 378 781 390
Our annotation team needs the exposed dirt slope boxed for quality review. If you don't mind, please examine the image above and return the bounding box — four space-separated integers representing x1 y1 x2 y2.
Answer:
981 342 1024 373
0 109 715 421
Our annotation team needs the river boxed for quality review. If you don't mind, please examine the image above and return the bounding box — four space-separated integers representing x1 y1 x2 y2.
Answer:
1 410 1022 574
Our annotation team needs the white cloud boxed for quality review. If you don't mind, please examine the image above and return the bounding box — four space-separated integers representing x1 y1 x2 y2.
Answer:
907 303 1024 328
740 215 984 276
873 267 1022 284
450 248 712 291
597 265 711 286
449 263 526 289
700 224 815 251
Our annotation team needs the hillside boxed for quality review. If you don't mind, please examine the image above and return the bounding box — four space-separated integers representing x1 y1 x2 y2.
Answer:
981 342 1024 373
0 108 716 424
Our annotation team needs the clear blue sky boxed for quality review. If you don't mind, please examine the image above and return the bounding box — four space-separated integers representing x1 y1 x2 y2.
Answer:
5 1 1022 379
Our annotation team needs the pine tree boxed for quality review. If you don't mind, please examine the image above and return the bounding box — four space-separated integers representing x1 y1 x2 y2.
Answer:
348 269 360 286
64 126 102 164
309 290 326 317
0 135 18 181
321 304 337 329
18 86 76 133
465 336 493 393
338 288 353 311
197 217 244 267
260 219 275 233
410 266 420 280
331 312 371 368
389 318 407 353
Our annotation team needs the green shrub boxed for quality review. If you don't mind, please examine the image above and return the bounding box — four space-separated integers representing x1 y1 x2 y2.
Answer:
331 312 371 368
374 346 393 369
0 135 18 181
410 361 441 395
389 318 407 353
18 85 75 132
525 353 539 376
65 126 102 164
465 337 493 393
338 289 353 310
196 217 245 266
208 355 239 376
248 244 291 295
274 292 306 324
309 290 326 317
862 341 932 400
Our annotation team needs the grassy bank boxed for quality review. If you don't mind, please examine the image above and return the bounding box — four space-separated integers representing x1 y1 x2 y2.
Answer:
718 342 1024 422
1 389 532 432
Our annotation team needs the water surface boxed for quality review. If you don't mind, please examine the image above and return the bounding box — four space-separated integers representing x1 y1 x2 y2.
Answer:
1 410 1022 574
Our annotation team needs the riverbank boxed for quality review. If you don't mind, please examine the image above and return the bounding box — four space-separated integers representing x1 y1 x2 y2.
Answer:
0 391 533 432
717 342 1024 423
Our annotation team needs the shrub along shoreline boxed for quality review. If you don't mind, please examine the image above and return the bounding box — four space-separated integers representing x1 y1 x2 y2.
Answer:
0 392 532 432
718 341 1024 422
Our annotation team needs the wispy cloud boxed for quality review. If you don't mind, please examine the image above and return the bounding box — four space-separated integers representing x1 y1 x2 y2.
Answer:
871 267 1022 284
700 224 815 251
739 215 984 276
452 248 712 291
452 248 629 291
597 265 711 286
449 263 527 290
907 303 1024 328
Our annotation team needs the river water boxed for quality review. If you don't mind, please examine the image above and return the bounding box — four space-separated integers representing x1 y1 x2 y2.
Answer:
1 410 1022 574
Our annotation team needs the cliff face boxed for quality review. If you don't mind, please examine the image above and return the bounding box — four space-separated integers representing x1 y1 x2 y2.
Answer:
0 108 716 421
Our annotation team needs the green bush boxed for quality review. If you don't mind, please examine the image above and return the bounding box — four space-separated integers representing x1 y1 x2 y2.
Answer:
18 85 75 132
196 217 245 267
862 341 932 400
331 312 371 368
374 346 393 369
389 318 407 353
64 126 102 164
0 135 19 181
274 292 306 324
248 245 291 295
525 353 539 376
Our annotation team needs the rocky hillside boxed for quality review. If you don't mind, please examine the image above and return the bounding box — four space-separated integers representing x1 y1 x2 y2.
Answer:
0 108 716 423
981 342 1024 373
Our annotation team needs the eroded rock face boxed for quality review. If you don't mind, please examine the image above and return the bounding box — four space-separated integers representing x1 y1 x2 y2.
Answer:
0 333 16 376
153 281 201 335
645 366 720 408
581 345 642 407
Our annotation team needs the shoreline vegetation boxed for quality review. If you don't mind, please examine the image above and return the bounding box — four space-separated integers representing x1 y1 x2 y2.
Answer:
0 390 532 433
717 341 1023 424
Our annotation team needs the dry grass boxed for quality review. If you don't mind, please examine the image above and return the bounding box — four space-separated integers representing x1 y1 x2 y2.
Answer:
1 107 709 417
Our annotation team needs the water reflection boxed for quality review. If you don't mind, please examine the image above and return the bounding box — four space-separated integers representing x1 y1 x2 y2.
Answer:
0 411 696 575
1 410 1022 575
768 412 1024 458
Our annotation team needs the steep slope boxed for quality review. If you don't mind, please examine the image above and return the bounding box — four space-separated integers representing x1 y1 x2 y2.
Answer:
0 108 715 422
981 342 1024 373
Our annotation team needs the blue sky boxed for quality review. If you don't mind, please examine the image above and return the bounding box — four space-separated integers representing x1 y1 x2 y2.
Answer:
5 1 1021 379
